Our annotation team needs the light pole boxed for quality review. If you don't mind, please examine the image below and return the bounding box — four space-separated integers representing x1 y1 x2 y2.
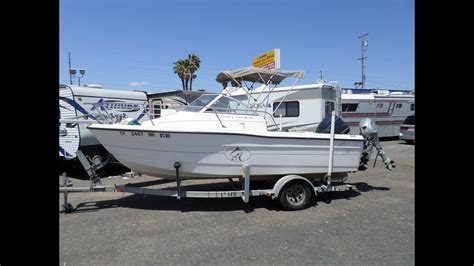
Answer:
70 69 86 86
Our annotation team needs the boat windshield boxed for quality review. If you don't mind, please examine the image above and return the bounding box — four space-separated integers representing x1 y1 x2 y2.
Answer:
185 94 254 114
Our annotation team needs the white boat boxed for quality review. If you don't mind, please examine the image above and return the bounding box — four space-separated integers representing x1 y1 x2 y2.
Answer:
88 67 365 180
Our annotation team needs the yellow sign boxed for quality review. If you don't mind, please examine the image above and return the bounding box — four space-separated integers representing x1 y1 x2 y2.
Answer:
252 49 280 69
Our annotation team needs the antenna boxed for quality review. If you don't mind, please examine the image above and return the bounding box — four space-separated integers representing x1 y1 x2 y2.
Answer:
68 52 73 85
356 33 368 89
320 70 323 80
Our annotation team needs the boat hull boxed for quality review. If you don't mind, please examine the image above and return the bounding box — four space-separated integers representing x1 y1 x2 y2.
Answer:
88 125 364 180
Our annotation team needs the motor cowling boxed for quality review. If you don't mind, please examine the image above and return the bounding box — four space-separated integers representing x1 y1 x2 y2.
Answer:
357 117 394 171
359 118 377 137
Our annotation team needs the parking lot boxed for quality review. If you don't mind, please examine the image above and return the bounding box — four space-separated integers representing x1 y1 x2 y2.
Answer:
60 140 414 265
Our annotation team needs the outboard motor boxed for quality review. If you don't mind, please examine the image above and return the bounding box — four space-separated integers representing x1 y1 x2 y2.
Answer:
316 116 350 134
359 118 395 171
359 118 377 138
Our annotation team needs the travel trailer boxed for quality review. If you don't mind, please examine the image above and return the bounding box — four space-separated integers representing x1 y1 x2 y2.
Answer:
59 84 149 163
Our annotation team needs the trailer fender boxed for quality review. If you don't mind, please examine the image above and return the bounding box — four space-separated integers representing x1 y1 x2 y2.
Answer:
271 175 314 199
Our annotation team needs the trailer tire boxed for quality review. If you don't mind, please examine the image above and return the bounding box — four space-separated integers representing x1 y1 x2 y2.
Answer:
279 181 312 211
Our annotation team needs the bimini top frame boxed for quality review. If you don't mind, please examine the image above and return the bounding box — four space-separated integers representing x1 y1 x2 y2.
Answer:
215 66 304 85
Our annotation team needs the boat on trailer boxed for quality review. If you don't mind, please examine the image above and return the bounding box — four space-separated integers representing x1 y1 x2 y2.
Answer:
88 67 365 181
61 67 394 212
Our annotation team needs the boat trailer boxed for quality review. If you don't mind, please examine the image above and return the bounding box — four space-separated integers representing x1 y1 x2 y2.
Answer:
59 163 354 213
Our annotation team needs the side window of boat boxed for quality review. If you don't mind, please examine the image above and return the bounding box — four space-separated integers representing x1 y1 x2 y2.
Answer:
273 101 299 117
410 104 415 111
342 103 358 112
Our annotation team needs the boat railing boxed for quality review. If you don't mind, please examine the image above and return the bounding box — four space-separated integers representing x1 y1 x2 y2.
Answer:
194 106 283 131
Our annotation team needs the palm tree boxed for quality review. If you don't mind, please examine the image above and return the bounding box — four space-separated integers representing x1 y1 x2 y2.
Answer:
182 59 191 91
173 59 187 90
187 53 201 91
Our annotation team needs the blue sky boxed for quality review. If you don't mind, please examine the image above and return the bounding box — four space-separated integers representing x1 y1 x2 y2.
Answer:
60 0 414 93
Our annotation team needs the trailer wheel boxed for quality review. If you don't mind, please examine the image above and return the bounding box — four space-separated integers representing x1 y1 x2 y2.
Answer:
279 181 312 211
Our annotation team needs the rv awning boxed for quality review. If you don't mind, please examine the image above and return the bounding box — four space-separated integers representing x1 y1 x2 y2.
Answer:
215 67 304 85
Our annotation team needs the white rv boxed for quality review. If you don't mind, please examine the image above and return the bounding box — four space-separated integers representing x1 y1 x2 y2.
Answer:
341 90 415 137
59 84 149 162
227 83 414 137
225 82 341 132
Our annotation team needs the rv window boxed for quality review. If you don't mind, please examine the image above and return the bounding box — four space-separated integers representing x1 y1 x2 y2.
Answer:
410 104 415 111
273 101 299 117
396 103 403 108
342 103 358 112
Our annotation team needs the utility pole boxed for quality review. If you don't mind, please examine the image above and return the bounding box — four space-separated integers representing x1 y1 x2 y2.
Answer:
68 52 86 86
68 52 73 85
356 33 368 89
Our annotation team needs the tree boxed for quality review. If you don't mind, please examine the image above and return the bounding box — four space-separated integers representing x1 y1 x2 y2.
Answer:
182 59 191 91
187 53 201 91
173 54 201 91
173 59 187 90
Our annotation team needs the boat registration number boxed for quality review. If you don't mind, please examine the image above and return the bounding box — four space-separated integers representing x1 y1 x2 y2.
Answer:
119 131 171 139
